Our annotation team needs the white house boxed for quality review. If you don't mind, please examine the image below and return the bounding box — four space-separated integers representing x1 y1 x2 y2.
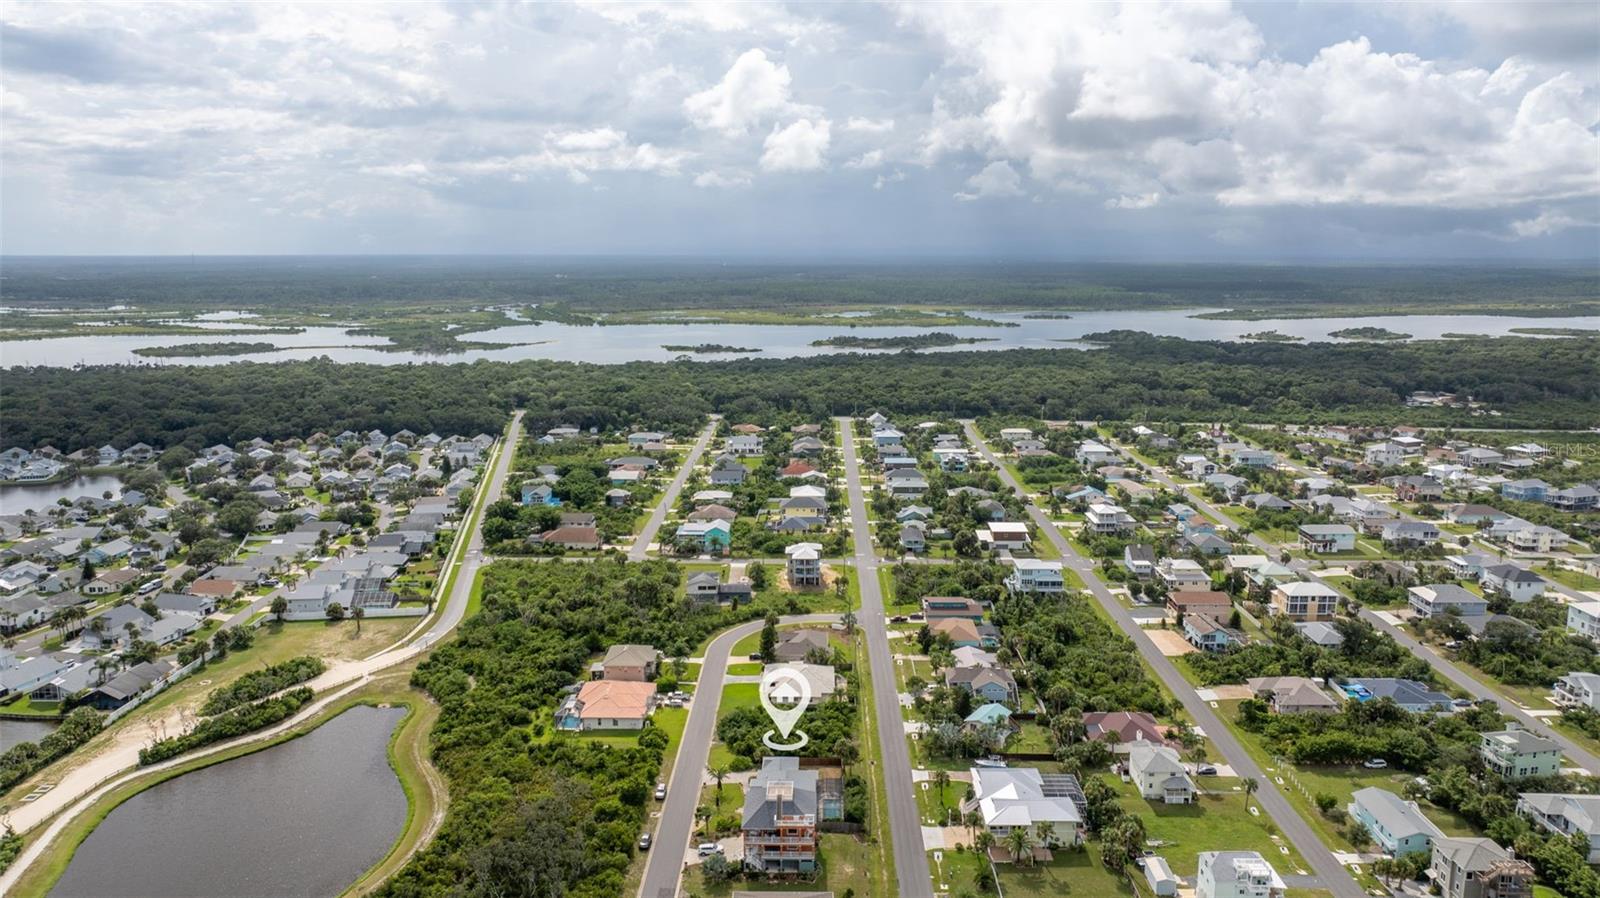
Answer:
1552 672 1600 711
1127 744 1194 804
1196 851 1285 898
1005 559 1066 594
1565 601 1600 641
977 522 1031 552
963 766 1084 848
1517 793 1600 864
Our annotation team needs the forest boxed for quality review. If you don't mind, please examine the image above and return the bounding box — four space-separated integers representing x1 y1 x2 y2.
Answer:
3 257 1594 317
6 333 1598 452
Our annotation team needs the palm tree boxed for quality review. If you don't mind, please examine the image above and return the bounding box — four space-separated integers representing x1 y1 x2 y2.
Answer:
352 603 365 635
1004 826 1035 866
974 829 995 859
710 763 729 807
1242 776 1259 812
964 809 983 845
1033 820 1054 850
933 768 951 821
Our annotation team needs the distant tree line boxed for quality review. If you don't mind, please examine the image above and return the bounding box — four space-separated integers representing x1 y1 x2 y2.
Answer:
4 334 1598 451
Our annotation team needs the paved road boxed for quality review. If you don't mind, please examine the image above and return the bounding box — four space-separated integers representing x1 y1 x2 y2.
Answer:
631 420 718 561
0 413 524 891
1109 433 1600 775
638 612 839 898
838 417 936 898
962 422 1365 898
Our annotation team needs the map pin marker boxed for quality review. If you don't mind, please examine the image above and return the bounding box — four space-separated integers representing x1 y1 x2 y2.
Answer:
760 665 813 744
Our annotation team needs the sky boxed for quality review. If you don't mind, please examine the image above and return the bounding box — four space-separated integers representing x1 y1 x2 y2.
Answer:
2 1 1598 259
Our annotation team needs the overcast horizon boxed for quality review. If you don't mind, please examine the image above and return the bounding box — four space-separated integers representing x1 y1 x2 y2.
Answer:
4 1 1598 260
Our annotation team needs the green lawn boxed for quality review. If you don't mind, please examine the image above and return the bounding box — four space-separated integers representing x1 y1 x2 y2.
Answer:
725 661 763 676
940 844 1138 897
1111 777 1309 874
1542 565 1600 591
687 832 880 897
915 776 967 826
720 682 761 715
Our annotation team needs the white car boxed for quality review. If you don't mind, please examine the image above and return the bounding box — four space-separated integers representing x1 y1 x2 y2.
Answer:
1362 758 1388 769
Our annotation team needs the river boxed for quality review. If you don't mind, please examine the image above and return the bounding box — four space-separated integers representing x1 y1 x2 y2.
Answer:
1 309 1595 367
49 705 408 898
0 475 125 514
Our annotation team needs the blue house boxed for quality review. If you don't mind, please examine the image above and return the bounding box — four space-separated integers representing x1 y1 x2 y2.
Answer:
521 481 560 507
1348 787 1442 857
675 519 732 552
1501 479 1550 502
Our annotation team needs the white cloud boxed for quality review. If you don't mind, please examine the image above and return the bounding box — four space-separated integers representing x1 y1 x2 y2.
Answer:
760 118 831 171
954 161 1023 201
845 149 884 169
844 116 895 133
873 169 907 190
1508 207 1593 238
683 48 794 135
1105 192 1160 210
694 168 752 188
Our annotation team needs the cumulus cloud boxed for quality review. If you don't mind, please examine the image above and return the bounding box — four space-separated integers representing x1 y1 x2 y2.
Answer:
844 116 895 133
760 118 831 171
955 161 1024 201
694 168 752 188
683 48 794 135
845 149 884 169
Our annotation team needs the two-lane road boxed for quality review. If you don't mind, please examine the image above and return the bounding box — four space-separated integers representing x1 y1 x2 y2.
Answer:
962 421 1366 898
838 417 935 898
631 420 718 561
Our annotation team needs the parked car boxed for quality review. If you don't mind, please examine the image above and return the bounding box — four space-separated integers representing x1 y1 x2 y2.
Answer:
889 615 908 623
697 843 721 856
654 781 667 800
638 833 651 851
1363 758 1388 769
1196 765 1218 776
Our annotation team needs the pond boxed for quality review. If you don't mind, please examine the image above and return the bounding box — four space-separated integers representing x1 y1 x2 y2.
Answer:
0 475 125 515
0 718 58 753
1 309 1595 367
49 705 408 898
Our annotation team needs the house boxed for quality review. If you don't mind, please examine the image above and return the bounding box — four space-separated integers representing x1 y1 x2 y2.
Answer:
152 592 218 618
674 520 732 553
1408 584 1489 621
945 664 1017 703
1123 544 1156 578
742 756 820 874
1298 524 1356 553
1552 671 1600 711
1382 520 1439 546
81 605 156 649
964 702 1015 736
790 436 826 456
1075 440 1117 465
1243 493 1293 511
1479 729 1561 780
1270 581 1339 621
778 495 828 521
1458 448 1505 468
963 766 1084 849
555 679 657 731
922 596 986 621
1446 503 1508 525
594 644 661 681
520 481 560 507
886 469 929 499
1196 851 1285 898
1393 476 1444 502
932 617 1000 649
628 431 667 447
1005 559 1065 594
1504 525 1568 553
785 542 823 587
709 457 748 486
685 571 723 603
1446 553 1497 580
1480 565 1544 603
1167 590 1232 618
1184 613 1245 652
1547 484 1599 511
1246 677 1339 714
1501 479 1549 502
763 662 840 704
1364 442 1408 467
1083 711 1174 752
1516 793 1600 864
778 460 818 479
85 659 176 711
871 427 904 449
1349 787 1443 856
1569 600 1600 641
1204 473 1249 499
535 525 601 550
1127 744 1194 804
977 522 1030 552
1337 677 1451 712
898 523 927 553
773 629 833 663
998 427 1034 443
1158 558 1211 592
1084 502 1135 534
1428 837 1534 898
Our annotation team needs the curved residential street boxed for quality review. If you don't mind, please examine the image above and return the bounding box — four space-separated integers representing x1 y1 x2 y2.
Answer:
638 612 840 898
961 421 1367 898
0 412 523 894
